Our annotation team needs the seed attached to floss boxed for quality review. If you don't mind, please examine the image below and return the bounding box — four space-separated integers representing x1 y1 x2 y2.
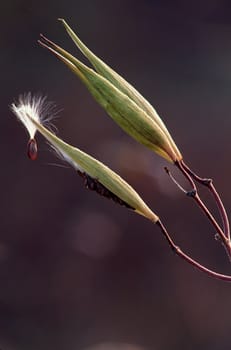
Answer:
11 93 54 160
27 138 38 160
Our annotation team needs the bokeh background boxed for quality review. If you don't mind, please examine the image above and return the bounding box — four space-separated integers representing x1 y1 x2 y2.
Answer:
1 0 231 349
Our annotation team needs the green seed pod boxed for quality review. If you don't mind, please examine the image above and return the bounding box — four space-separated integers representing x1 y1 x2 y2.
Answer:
39 21 182 163
26 113 159 222
58 19 182 162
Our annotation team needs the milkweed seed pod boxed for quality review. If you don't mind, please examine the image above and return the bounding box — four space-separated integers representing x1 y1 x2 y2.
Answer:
11 94 158 223
39 20 182 163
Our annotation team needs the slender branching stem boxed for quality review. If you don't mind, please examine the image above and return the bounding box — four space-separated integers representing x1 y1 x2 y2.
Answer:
165 166 227 245
156 220 231 282
180 160 230 240
174 160 196 192
174 160 230 252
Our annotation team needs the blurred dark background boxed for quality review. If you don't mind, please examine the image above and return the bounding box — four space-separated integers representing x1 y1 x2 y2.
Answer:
1 0 231 349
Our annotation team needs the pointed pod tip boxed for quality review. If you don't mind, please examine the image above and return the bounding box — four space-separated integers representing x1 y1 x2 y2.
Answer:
58 18 65 24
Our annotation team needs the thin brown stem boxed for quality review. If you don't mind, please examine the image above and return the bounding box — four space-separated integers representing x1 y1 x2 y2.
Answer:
175 160 229 250
193 193 228 245
181 160 230 240
156 220 231 282
174 161 196 192
164 167 187 194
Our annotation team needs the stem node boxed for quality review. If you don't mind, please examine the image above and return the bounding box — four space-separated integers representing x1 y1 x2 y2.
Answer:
186 190 197 198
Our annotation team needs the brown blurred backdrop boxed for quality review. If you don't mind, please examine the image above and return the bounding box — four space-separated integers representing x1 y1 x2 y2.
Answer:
1 0 231 349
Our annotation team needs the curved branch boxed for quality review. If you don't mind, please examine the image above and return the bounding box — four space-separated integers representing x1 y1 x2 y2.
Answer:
156 220 231 282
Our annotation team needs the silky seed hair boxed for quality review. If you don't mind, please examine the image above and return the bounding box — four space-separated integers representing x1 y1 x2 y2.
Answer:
11 93 83 171
11 93 58 160
11 93 55 138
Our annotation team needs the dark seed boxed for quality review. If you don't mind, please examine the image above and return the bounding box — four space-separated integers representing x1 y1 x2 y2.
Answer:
27 138 38 160
77 171 134 210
